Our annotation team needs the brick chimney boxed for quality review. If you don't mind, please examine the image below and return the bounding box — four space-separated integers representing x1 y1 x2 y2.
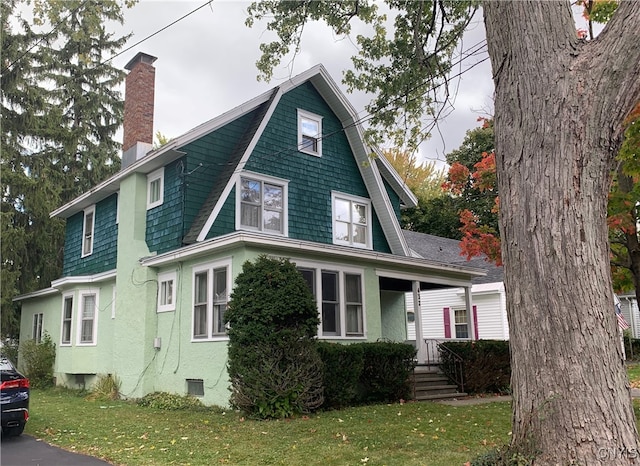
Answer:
122 52 157 169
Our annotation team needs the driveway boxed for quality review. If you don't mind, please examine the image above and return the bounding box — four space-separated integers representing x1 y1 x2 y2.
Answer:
0 435 111 465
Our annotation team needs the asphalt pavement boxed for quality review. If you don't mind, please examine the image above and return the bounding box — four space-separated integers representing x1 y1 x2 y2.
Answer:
0 434 111 466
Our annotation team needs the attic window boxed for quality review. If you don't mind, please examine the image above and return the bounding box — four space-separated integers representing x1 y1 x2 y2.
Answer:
237 172 288 235
147 168 164 210
298 109 322 156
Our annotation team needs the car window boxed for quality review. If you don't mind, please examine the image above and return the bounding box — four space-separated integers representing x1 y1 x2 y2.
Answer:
0 357 15 371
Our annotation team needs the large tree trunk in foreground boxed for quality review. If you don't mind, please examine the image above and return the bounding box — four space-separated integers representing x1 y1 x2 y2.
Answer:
483 2 640 464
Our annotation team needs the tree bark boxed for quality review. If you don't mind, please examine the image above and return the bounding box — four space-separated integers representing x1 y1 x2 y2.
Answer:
483 1 640 464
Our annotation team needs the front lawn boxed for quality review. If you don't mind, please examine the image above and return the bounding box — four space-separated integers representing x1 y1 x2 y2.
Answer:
26 388 511 466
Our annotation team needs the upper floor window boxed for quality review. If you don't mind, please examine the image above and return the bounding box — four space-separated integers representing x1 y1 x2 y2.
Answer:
82 205 95 257
298 109 322 156
237 173 288 235
77 290 98 345
331 192 372 249
158 271 177 313
60 294 74 345
147 167 164 210
192 259 232 340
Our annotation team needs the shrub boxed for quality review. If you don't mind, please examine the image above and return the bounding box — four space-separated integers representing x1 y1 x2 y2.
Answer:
21 332 56 389
137 392 206 410
439 340 511 394
358 342 416 403
1 339 19 366
86 374 121 401
225 255 323 418
317 342 364 408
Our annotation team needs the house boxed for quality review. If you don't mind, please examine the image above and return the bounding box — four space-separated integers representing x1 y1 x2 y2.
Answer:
15 52 485 406
401 231 508 361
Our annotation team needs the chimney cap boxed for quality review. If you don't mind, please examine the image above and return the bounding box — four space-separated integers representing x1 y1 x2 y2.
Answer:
124 52 157 71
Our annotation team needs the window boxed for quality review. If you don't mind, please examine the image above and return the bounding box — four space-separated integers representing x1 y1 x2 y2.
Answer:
237 173 288 235
298 264 365 338
192 259 231 340
454 309 469 339
61 294 73 345
332 192 372 249
82 205 95 257
147 167 164 209
32 313 43 343
157 271 177 313
187 379 204 397
298 109 322 156
77 290 98 345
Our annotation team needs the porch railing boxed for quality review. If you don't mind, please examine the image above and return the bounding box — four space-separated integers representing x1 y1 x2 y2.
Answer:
421 338 465 393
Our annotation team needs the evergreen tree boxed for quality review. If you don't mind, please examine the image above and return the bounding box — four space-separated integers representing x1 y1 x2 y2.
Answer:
1 0 131 338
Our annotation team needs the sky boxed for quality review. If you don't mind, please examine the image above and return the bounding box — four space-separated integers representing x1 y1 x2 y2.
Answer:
110 0 495 171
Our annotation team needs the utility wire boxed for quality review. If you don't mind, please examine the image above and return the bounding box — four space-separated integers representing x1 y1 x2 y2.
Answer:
1 0 91 76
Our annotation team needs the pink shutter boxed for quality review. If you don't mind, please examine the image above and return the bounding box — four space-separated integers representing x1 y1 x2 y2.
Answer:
443 307 451 338
472 305 479 340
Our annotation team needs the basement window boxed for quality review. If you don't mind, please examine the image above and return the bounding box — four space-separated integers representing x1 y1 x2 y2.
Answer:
186 379 204 397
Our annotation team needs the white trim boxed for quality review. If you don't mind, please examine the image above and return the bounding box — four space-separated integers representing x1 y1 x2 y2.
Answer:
331 191 373 250
157 271 177 313
191 258 232 342
293 258 367 340
76 289 99 346
235 171 289 236
297 109 322 156
32 313 43 343
60 292 74 346
12 287 58 302
51 270 116 290
195 89 284 242
81 205 95 258
140 231 486 283
147 167 164 210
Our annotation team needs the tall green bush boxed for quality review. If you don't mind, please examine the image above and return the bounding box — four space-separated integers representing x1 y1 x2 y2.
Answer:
20 332 56 388
317 342 364 408
225 255 323 418
358 342 416 402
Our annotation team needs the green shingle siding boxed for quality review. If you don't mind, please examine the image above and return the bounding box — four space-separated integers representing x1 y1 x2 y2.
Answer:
146 159 184 254
181 111 258 239
204 187 236 239
62 194 118 276
383 178 403 223
244 82 392 253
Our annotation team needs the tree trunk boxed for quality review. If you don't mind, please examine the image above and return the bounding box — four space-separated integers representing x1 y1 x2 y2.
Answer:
483 1 640 464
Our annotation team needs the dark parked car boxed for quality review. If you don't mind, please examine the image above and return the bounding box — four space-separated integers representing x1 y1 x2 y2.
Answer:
1 356 29 437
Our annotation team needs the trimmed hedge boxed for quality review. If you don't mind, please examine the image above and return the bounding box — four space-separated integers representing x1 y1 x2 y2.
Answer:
317 341 416 408
439 340 511 394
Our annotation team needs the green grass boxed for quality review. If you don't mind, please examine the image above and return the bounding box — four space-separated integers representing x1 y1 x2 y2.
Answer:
26 388 511 466
628 362 640 386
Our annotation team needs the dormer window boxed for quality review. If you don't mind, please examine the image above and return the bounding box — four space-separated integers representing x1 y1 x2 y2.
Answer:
147 167 164 210
298 109 322 156
82 205 95 257
237 173 288 235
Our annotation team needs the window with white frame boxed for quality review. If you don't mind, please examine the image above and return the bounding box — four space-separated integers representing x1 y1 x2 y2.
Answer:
332 192 372 249
147 167 164 210
61 294 74 345
454 309 469 339
298 264 365 338
238 174 287 235
32 313 43 343
192 259 231 340
297 109 322 156
82 205 95 257
157 271 177 313
77 290 98 345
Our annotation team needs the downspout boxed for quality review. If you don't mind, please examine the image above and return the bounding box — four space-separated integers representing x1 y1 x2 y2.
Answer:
464 286 475 340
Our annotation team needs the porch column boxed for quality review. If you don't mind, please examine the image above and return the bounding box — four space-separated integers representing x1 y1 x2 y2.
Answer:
412 280 426 363
464 286 476 340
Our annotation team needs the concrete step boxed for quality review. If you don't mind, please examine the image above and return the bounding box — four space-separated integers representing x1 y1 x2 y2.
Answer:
415 391 468 401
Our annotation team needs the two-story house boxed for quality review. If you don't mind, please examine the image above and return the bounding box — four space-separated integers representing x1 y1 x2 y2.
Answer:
15 52 485 406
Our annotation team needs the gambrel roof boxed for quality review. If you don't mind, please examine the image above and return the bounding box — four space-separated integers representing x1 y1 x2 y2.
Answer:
51 65 418 256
